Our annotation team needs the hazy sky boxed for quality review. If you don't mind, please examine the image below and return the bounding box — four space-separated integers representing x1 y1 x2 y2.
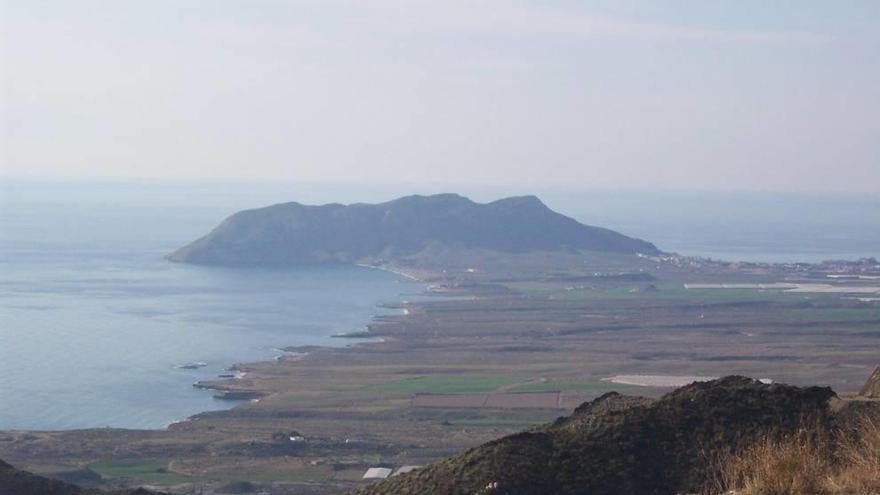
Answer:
2 1 879 192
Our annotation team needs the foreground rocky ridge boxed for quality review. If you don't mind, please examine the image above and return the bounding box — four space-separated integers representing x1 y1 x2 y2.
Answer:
3 376 876 495
352 376 855 495
167 194 658 265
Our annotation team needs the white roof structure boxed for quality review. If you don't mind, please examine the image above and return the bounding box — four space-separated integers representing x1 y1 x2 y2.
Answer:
363 467 393 479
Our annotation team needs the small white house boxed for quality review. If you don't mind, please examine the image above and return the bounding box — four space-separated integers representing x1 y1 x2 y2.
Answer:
362 467 393 480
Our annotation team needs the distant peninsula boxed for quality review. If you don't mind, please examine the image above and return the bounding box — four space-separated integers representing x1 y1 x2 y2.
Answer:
167 194 658 266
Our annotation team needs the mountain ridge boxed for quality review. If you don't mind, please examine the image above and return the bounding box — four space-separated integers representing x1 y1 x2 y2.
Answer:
351 376 842 495
167 194 659 266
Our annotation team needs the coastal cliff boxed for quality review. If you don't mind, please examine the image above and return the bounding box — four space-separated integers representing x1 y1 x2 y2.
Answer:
167 194 658 266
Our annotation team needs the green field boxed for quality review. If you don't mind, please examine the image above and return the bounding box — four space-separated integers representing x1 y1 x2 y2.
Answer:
780 306 880 321
446 417 547 427
89 460 321 484
89 461 181 483
508 379 638 393
527 284 827 304
400 408 551 427
364 374 526 395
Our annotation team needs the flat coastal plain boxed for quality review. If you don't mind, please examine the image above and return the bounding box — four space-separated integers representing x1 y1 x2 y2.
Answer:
1 253 878 494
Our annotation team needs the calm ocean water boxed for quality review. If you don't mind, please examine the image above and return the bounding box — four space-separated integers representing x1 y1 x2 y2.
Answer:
0 181 421 430
544 191 880 264
0 180 877 430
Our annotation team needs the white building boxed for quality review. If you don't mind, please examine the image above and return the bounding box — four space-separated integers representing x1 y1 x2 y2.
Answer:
362 467 393 480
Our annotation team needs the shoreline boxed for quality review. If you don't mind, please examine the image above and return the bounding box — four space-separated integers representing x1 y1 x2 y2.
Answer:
4 255 877 434
0 264 428 434
355 263 425 282
180 266 429 430
2 254 878 493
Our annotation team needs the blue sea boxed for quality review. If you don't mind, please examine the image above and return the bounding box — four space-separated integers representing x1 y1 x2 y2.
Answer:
0 181 422 430
0 180 877 430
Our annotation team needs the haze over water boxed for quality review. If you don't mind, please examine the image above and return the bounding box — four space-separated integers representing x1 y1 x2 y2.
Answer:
0 180 877 430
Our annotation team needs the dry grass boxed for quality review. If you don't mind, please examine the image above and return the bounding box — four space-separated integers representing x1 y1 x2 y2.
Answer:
828 414 880 494
712 427 833 495
707 414 880 495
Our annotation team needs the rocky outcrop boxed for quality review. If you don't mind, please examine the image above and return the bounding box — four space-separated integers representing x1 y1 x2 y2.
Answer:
352 377 835 495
